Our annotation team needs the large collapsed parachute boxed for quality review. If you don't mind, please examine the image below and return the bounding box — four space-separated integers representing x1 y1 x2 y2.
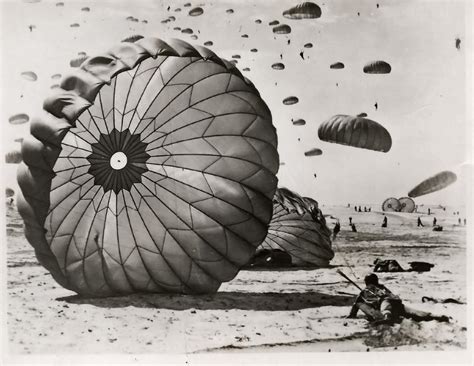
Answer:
259 188 334 267
408 171 457 198
17 37 279 297
318 114 392 153
398 197 415 213
382 197 401 212
283 2 322 19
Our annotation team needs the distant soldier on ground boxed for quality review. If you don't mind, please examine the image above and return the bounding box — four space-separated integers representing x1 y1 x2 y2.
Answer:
381 215 388 228
332 221 341 240
433 217 437 226
351 223 357 232
417 217 424 227
458 218 461 225
349 217 353 225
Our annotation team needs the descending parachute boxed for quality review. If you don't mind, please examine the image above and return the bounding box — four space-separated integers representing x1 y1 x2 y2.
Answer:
269 20 279 26
17 37 279 297
250 48 258 52
241 34 249 38
272 24 291 34
5 150 22 164
255 19 262 24
455 38 461 50
304 43 313 48
356 112 367 117
259 188 333 267
174 8 181 12
21 71 38 81
78 51 87 57
271 62 285 70
283 2 322 19
70 23 80 28
182 28 193 34
50 84 60 89
190 35 198 40
226 9 234 14
183 3 191 7
318 115 392 153
14 137 25 144
69 55 88 68
174 27 182 31
204 41 213 46
382 197 400 212
189 7 203 16
51 73 62 80
232 55 241 59
408 171 457 198
142 20 148 23
283 96 299 105
56 2 64 6
398 197 415 213
242 67 251 71
292 118 305 126
121 35 144 43
330 62 344 69
363 61 391 74
304 148 322 156
81 7 90 12
9 113 30 125
6 187 15 198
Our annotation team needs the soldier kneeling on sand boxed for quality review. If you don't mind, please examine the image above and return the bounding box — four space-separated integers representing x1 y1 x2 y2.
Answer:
346 273 449 324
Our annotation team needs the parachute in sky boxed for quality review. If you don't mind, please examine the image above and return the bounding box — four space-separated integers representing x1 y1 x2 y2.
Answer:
292 118 305 126
70 55 88 68
232 55 241 59
283 96 299 105
259 188 334 267
356 112 367 117
142 20 148 23
241 34 249 38
81 7 90 12
21 71 38 81
330 62 344 69
51 73 62 80
17 37 279 297
255 19 262 24
204 41 213 46
226 9 234 14
408 171 457 198
455 38 461 50
70 23 80 28
9 113 30 125
56 2 64 6
78 51 87 56
122 35 144 43
174 8 181 12
174 27 181 31
14 137 25 144
269 20 279 26
5 150 22 164
250 48 258 52
271 62 285 70
50 84 60 89
242 67 251 71
382 197 400 212
398 197 415 213
168 16 176 21
318 114 392 153
182 28 193 34
6 187 15 198
184 3 191 7
304 43 313 48
304 148 322 157
283 2 322 19
363 60 391 74
189 7 203 16
273 24 291 34
190 35 198 40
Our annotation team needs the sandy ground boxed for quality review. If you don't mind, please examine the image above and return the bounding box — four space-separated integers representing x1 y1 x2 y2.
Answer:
4 203 469 357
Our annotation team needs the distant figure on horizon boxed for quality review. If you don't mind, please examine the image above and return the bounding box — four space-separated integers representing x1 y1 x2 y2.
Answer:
458 218 461 225
332 221 341 240
364 206 367 212
351 223 357 232
28 25 34 32
355 206 358 212
433 217 437 226
374 102 378 111
417 217 424 227
464 218 466 225
280 54 283 60
382 216 388 228
368 207 371 212
358 206 362 213
288 39 291 45
428 208 431 215
349 217 353 225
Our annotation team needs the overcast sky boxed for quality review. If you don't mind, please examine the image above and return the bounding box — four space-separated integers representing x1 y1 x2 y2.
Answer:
1 0 471 206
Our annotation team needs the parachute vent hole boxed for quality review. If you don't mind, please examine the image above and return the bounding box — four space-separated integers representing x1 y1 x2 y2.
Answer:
110 152 128 170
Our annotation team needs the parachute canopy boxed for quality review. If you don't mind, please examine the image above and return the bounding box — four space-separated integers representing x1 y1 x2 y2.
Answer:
283 96 299 105
408 171 457 198
304 42 313 48
21 71 38 81
283 2 322 19
273 24 291 34
269 20 279 26
70 23 80 28
242 67 251 71
232 55 241 59
51 73 62 80
304 148 322 156
363 60 391 74
271 63 285 70
226 9 234 14
17 37 279 297
356 112 367 117
241 34 249 38
9 113 30 125
255 19 262 24
70 55 88 68
203 41 213 46
81 7 90 12
382 197 401 212
318 114 392 153
330 62 344 69
121 35 144 43
260 188 334 267
5 150 22 164
190 35 198 40
398 197 415 213
182 28 193 34
189 7 203 16
250 48 258 52
292 118 306 126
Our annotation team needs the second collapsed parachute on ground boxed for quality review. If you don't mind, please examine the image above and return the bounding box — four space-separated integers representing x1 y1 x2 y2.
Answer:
16 37 279 297
257 188 334 267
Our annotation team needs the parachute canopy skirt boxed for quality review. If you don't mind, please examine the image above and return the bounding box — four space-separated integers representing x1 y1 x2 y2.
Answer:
318 115 392 153
17 37 279 297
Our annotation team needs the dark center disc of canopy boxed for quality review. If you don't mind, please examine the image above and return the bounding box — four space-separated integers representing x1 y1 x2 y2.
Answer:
86 129 149 194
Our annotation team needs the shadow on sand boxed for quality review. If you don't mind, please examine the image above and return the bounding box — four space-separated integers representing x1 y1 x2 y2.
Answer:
58 291 355 311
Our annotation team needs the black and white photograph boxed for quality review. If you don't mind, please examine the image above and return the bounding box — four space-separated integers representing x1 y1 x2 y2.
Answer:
1 0 472 364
